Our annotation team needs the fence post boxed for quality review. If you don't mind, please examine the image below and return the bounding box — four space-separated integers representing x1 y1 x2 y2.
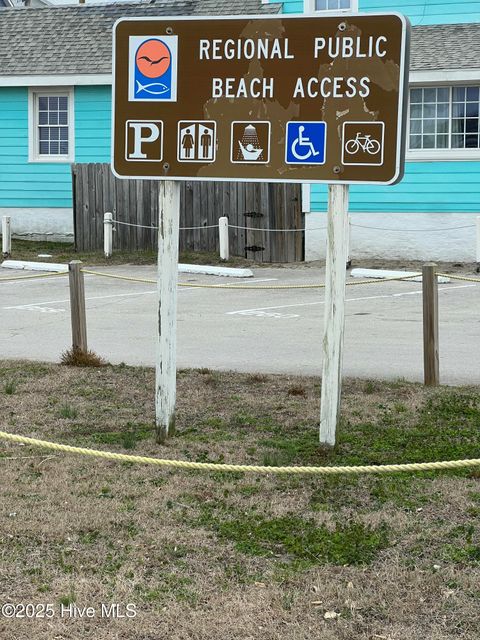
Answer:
2 216 11 258
104 212 113 258
476 216 480 272
219 216 229 261
422 263 439 386
68 260 88 353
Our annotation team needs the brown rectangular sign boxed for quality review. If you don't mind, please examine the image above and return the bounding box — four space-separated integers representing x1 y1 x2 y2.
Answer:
112 13 410 185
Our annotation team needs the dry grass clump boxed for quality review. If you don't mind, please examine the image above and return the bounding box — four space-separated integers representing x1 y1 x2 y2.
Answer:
60 347 107 368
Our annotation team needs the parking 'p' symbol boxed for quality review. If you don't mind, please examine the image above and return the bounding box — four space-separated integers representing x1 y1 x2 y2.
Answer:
126 120 163 162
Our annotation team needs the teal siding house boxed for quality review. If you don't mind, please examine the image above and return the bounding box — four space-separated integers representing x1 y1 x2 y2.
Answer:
269 0 480 261
1 0 479 261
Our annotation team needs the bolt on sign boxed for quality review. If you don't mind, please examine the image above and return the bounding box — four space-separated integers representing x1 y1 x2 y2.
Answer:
112 13 410 185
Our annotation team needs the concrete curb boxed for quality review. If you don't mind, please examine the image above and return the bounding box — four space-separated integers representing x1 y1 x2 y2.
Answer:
1 260 254 279
1 260 69 273
178 264 253 278
351 268 451 284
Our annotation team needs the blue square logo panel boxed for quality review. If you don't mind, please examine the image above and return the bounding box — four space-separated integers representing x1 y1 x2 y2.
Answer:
285 122 327 165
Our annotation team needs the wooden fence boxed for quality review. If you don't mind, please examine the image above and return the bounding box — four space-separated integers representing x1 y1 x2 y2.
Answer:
72 163 304 263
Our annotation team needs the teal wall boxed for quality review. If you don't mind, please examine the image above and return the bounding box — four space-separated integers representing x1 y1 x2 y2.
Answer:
0 85 111 208
311 162 480 213
274 0 480 24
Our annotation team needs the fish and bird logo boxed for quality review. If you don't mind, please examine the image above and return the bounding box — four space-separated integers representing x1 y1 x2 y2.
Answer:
128 35 178 102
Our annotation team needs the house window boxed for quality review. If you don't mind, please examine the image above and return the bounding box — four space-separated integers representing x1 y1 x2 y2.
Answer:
409 86 480 151
315 0 353 10
29 89 74 162
305 0 358 12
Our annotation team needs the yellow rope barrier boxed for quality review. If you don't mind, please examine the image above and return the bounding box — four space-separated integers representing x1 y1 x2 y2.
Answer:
0 271 68 283
436 273 480 284
0 430 479 475
80 269 423 290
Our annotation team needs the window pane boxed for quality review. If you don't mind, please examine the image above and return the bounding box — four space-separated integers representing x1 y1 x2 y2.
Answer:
39 141 49 154
315 0 327 8
437 119 449 134
466 102 479 118
60 127 69 141
409 135 422 149
423 135 435 148
50 142 59 154
452 118 465 133
39 111 48 125
466 134 479 148
39 126 49 140
49 112 59 125
59 111 68 125
38 97 48 110
452 103 465 118
410 88 422 103
58 97 68 110
453 87 466 101
48 97 59 110
50 128 60 141
424 88 436 103
339 0 350 8
452 134 465 148
423 105 435 118
60 141 69 155
410 119 422 134
423 119 435 134
437 104 449 118
466 87 479 102
410 104 422 118
466 118 479 133
437 135 448 148
437 88 449 102
327 0 338 8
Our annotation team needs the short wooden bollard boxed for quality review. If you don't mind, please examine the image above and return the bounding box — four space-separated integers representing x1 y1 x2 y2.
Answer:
219 216 229 261
422 263 439 386
68 261 88 353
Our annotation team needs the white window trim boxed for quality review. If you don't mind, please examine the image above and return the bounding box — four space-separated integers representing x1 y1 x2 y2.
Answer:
406 79 480 162
304 0 359 15
28 87 75 163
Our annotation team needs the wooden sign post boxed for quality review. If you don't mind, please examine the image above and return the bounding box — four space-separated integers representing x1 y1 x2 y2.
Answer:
320 185 350 446
155 181 181 443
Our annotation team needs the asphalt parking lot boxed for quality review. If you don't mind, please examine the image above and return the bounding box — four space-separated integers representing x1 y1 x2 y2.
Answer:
1 264 479 384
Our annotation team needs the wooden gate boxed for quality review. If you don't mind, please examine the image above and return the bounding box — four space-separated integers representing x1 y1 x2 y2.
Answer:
72 164 304 262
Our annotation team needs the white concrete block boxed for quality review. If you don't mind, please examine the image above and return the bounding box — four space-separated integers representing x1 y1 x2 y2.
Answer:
351 268 450 284
178 264 253 278
1 260 68 273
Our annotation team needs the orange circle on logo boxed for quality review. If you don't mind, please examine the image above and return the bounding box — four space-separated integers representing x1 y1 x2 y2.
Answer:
136 39 171 79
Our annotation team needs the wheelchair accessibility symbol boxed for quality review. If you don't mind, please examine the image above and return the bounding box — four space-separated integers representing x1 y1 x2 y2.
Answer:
285 122 327 165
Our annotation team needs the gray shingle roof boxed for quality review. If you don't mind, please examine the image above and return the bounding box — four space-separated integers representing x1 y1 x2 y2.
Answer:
0 1 281 76
0 5 477 77
411 23 480 71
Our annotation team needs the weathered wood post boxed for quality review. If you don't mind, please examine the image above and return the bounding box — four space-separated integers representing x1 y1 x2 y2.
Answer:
422 262 439 386
104 212 113 258
2 216 11 258
68 261 87 353
320 184 350 446
155 181 181 443
219 216 229 261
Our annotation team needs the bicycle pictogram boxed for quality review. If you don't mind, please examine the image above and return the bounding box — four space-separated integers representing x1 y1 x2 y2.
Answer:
342 121 385 167
345 133 381 156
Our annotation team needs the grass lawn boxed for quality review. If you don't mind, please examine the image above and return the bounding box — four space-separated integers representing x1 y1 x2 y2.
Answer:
0 361 479 639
